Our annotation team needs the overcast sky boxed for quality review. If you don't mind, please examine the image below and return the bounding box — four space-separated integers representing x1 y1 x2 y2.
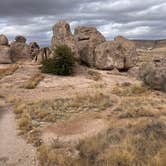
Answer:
0 0 166 46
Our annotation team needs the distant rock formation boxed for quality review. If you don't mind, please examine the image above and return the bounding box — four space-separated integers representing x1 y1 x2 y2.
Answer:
15 35 26 43
133 39 166 49
51 20 79 60
10 36 30 62
0 34 12 64
74 26 106 66
0 34 9 46
34 47 51 64
29 42 40 59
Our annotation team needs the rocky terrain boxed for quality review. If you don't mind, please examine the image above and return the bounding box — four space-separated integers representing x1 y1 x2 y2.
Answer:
0 20 166 166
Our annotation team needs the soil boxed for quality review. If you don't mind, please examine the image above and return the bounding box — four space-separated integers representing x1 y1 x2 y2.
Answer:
0 47 165 165
0 104 38 166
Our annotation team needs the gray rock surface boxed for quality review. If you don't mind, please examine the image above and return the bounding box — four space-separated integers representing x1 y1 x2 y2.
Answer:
139 58 166 92
51 20 79 59
74 26 105 66
94 36 137 70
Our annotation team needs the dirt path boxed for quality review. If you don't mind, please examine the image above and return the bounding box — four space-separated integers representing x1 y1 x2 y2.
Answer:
0 63 40 166
0 105 38 166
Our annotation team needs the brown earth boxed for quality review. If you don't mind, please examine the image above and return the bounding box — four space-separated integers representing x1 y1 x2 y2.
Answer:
0 47 165 165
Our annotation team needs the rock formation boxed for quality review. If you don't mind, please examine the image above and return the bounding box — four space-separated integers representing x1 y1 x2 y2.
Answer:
15 35 26 43
29 42 40 59
94 36 137 70
51 20 79 59
74 26 105 66
0 34 12 64
34 47 51 64
0 34 9 46
10 36 30 62
139 58 166 92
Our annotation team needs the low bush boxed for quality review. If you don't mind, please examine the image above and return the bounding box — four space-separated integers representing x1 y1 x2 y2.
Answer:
41 45 75 76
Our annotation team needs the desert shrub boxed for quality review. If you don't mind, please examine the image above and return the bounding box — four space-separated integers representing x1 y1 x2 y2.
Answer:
41 45 75 76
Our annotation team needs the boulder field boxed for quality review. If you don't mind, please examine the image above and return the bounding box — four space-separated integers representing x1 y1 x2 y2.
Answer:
51 20 138 71
0 20 138 71
3 19 166 90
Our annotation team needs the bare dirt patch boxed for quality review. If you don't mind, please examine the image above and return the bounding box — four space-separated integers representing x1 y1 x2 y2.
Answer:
0 106 38 166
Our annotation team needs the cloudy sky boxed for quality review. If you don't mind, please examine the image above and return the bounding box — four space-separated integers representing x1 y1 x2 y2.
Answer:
0 0 166 46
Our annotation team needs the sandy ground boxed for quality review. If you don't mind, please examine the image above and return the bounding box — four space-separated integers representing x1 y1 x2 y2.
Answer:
0 61 137 164
1 48 160 165
0 105 38 166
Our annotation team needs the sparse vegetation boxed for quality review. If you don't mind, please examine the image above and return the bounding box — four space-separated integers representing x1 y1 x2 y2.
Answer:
41 45 75 76
10 82 166 166
36 119 166 166
21 73 44 89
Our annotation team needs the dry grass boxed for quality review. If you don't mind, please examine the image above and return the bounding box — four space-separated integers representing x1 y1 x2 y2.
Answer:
86 69 102 81
37 119 166 166
11 82 166 166
12 90 115 146
21 73 44 89
0 64 19 79
112 83 166 119
112 82 149 97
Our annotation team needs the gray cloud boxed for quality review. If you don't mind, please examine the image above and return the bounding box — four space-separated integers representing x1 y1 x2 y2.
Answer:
0 0 165 46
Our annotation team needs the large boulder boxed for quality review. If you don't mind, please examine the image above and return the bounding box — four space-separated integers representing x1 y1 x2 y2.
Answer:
139 58 166 92
74 26 106 66
51 20 79 59
94 36 137 70
0 45 12 64
0 34 9 46
10 36 30 62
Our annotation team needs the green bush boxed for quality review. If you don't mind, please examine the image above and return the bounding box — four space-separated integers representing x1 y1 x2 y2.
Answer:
41 45 75 76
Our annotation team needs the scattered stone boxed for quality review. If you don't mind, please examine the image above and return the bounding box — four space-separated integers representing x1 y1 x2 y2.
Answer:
74 26 106 66
0 34 9 46
51 20 79 59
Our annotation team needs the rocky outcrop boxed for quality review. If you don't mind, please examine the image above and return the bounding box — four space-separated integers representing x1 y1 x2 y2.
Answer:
29 42 40 59
10 36 30 62
0 35 12 64
15 35 26 43
34 47 51 64
0 34 9 46
74 26 105 66
0 46 12 64
139 58 166 92
94 36 137 70
51 20 79 59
